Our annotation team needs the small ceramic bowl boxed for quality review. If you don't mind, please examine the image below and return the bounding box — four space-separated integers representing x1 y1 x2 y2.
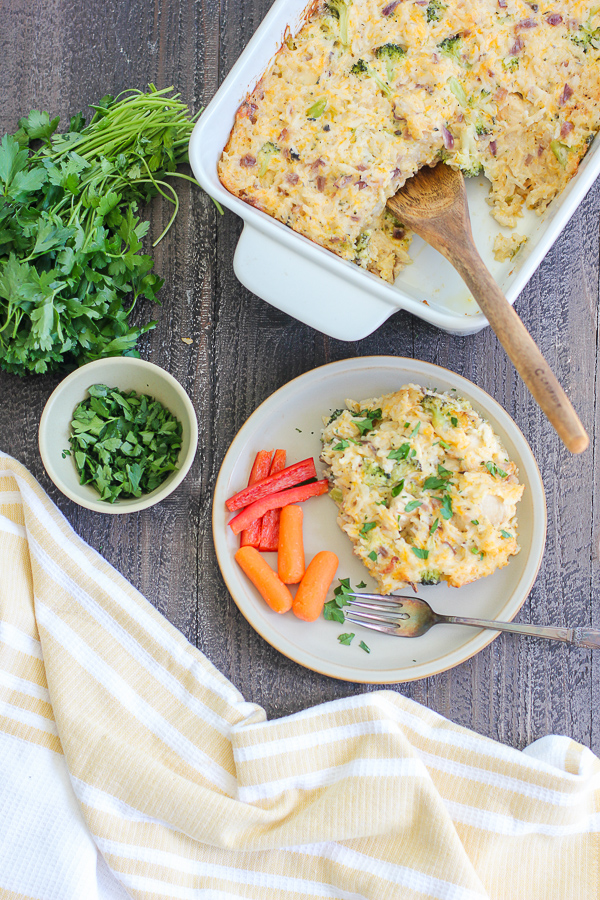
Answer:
38 357 198 513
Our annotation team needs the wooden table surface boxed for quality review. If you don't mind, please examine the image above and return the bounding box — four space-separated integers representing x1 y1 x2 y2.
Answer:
2 0 599 754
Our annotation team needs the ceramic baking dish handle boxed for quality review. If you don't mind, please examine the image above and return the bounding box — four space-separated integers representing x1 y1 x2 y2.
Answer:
233 224 397 342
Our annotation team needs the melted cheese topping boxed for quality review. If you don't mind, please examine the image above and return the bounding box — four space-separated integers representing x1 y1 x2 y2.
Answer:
219 0 600 282
320 385 524 592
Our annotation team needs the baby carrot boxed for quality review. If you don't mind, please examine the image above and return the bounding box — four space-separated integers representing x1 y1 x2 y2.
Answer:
292 551 339 622
235 546 293 614
277 505 305 584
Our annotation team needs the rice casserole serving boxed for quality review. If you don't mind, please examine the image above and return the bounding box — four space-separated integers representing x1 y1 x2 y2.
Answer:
320 385 525 593
219 0 600 282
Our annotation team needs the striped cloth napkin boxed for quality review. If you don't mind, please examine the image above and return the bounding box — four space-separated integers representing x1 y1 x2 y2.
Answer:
1 451 599 900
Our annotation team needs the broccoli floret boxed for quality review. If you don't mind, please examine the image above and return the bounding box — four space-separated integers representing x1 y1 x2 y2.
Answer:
571 25 600 51
420 569 441 585
326 408 345 425
257 142 279 177
354 230 371 260
420 393 456 432
438 34 463 63
502 56 519 72
350 59 392 98
475 123 490 136
374 43 406 83
362 459 390 487
326 0 350 47
426 0 446 22
454 124 484 177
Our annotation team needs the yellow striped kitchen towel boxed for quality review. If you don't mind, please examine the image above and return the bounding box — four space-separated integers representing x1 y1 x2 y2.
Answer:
1 451 598 900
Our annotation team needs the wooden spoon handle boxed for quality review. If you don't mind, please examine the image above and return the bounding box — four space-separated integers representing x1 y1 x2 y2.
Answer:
452 245 588 454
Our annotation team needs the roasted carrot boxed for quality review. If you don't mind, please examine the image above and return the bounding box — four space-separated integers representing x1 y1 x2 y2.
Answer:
226 457 317 512
228 479 329 535
259 449 287 551
240 450 273 548
277 505 305 584
235 546 293 614
292 551 339 622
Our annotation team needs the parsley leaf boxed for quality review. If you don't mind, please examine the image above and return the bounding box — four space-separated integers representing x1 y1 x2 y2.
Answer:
429 517 440 536
484 461 508 478
359 641 371 653
338 633 355 645
359 521 377 537
412 547 429 560
405 499 422 512
391 479 405 498
500 530 512 539
440 494 453 520
388 443 411 461
368 550 378 561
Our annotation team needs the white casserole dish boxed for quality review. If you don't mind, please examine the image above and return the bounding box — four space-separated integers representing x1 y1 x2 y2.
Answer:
188 0 600 340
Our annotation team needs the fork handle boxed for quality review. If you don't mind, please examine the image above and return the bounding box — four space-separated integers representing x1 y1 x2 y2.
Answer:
445 616 600 649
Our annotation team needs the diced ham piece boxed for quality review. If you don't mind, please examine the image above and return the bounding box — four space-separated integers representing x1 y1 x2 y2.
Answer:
240 155 256 167
546 12 562 25
382 0 401 15
316 175 326 191
559 83 573 105
561 120 574 138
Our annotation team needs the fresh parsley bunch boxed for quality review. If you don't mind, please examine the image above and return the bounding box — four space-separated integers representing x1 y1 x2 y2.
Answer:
0 85 206 375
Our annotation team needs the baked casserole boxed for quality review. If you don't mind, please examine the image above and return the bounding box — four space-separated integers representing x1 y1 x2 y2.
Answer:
219 0 600 282
320 385 524 592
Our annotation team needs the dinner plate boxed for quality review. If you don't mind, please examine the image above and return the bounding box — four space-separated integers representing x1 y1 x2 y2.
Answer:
213 357 547 683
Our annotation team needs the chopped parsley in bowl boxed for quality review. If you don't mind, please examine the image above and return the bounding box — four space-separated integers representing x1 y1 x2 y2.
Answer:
38 357 198 514
66 384 183 503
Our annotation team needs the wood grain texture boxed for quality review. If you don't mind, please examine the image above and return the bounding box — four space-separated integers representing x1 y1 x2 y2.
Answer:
1 0 599 752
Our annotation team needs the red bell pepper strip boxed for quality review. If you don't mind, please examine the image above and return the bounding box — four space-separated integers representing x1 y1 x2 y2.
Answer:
228 479 329 535
225 457 317 512
240 450 273 548
258 449 287 551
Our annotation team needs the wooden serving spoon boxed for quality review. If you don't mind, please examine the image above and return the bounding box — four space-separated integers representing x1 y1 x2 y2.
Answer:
387 164 589 454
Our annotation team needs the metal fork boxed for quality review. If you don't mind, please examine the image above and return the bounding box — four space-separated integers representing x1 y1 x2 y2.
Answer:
343 593 600 648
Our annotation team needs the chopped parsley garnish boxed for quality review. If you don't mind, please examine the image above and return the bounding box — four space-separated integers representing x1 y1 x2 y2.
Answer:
409 422 421 437
470 546 480 554
324 577 354 623
438 439 451 449
405 499 422 512
450 416 459 427
438 464 452 478
67 384 182 503
338 632 355 645
471 519 479 525
368 550 378 561
412 547 429 560
484 461 508 478
440 494 453 520
429 517 440 536
359 521 377 537
391 480 405 498
357 581 367 589
359 641 371 653
423 476 447 490
333 440 349 451
388 443 410 460
354 408 382 434
500 530 512 539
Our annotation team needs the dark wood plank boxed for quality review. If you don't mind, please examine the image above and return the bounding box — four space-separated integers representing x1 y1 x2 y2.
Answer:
1 0 599 753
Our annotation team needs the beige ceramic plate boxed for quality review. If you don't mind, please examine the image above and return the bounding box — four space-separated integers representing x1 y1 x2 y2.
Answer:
213 357 547 683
